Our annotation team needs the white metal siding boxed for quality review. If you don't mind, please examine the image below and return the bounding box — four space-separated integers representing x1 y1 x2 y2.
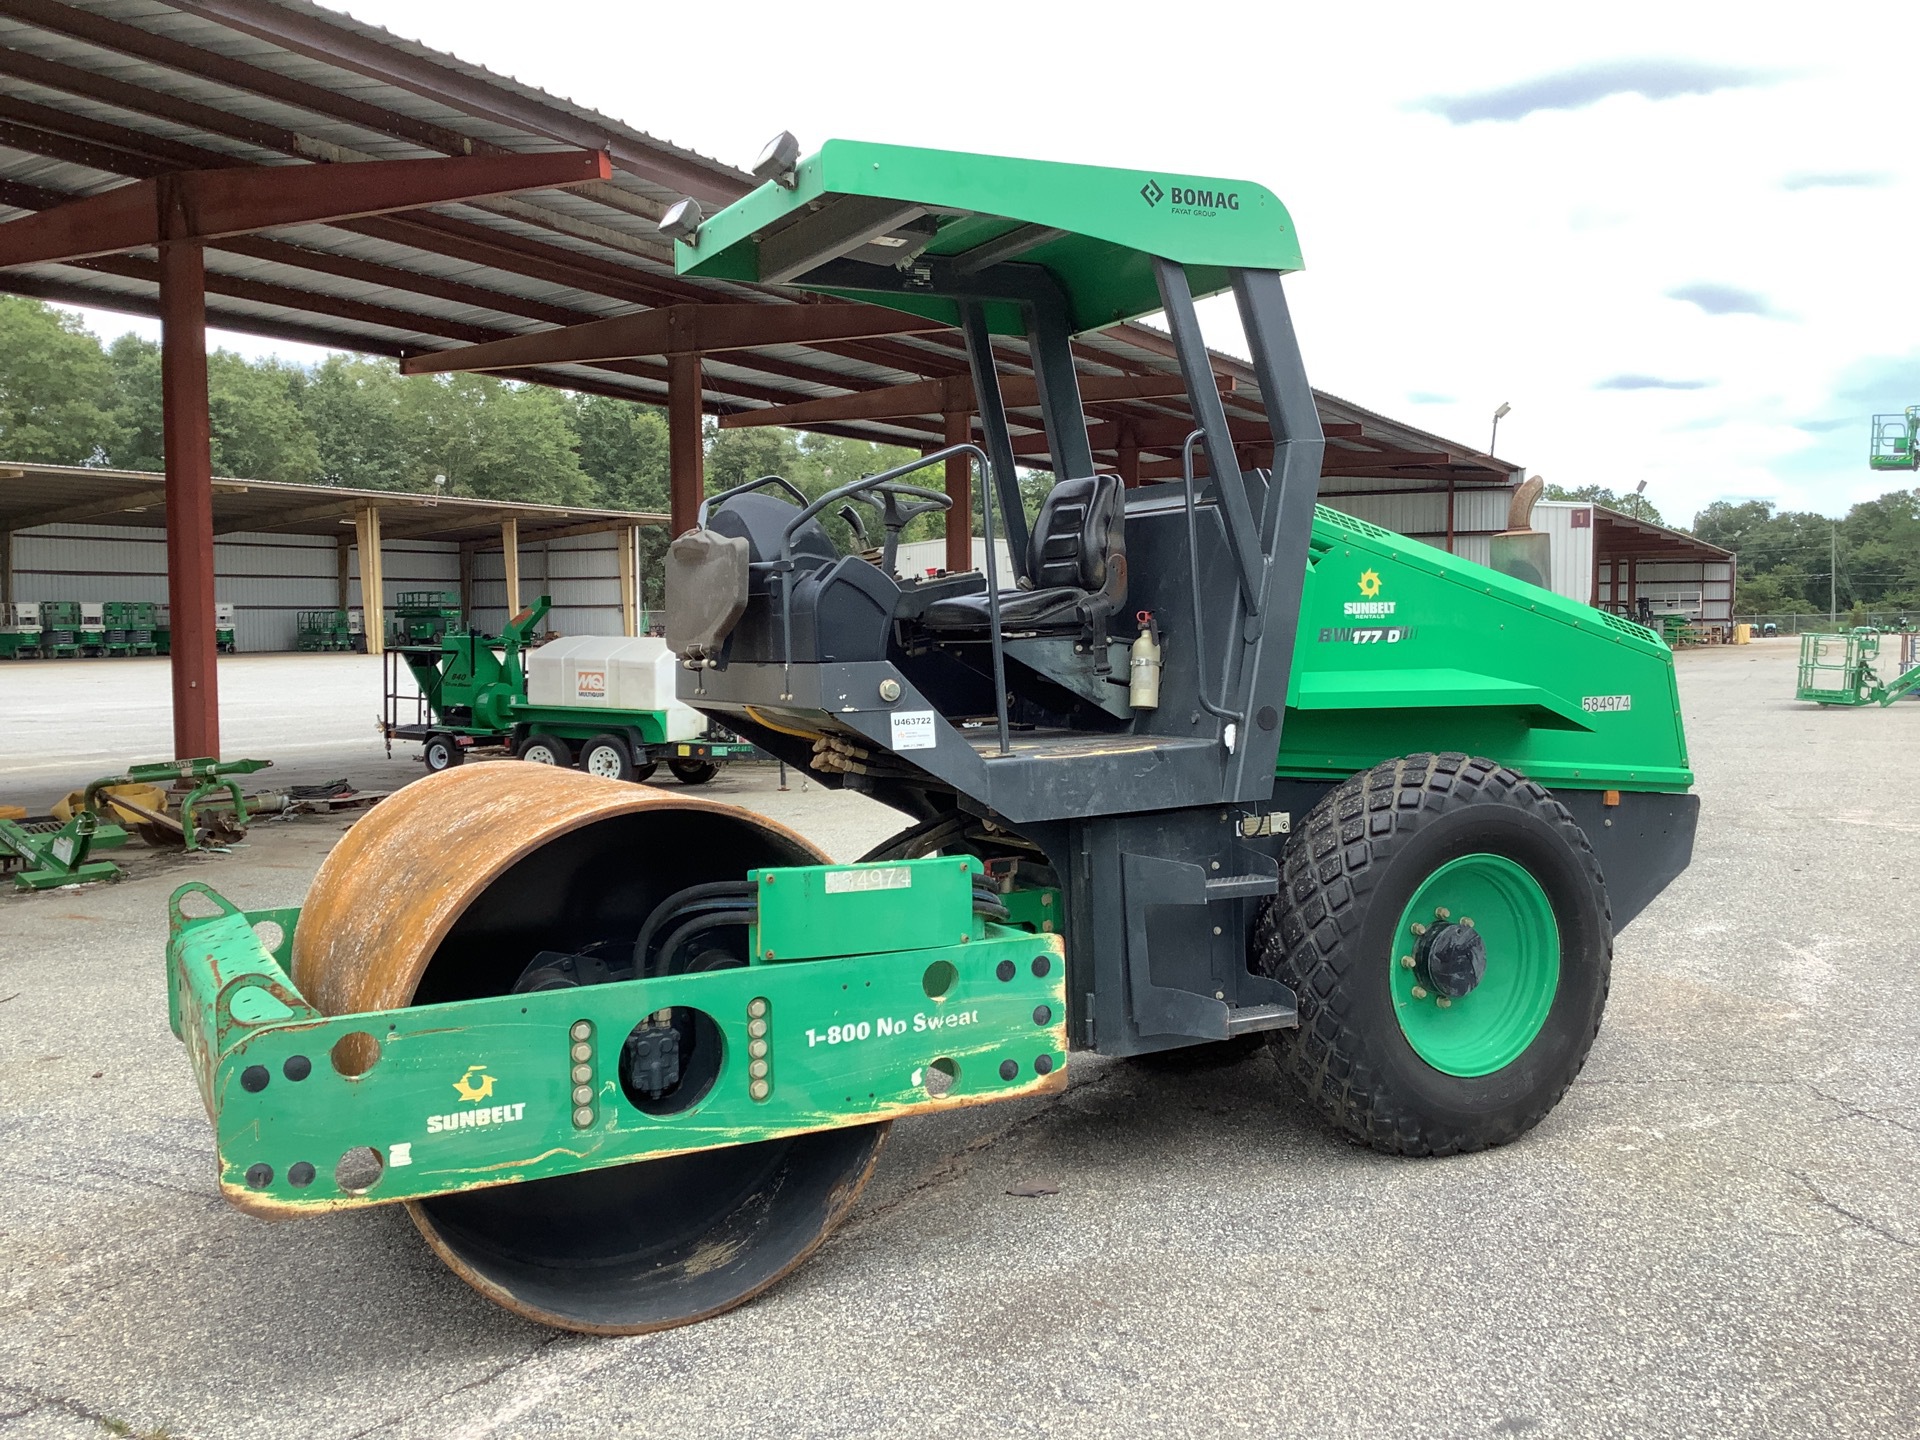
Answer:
1597 559 1735 626
14 523 343 652
9 525 627 649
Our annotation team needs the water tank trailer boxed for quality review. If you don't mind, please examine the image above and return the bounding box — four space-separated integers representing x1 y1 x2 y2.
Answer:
166 139 1697 1335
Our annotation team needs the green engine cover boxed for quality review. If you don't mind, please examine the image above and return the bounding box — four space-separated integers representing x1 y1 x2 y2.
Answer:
1281 509 1691 792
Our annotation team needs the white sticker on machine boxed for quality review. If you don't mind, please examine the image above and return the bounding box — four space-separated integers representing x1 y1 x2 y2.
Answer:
825 865 913 894
890 709 937 750
1581 695 1632 713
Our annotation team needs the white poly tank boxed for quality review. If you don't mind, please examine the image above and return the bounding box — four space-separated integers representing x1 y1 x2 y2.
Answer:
526 635 703 741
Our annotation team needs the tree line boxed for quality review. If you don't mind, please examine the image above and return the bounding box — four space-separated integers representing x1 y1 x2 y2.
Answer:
0 294 925 536
7 294 1915 616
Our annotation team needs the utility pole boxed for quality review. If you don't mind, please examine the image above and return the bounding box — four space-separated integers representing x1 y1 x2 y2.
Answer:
1830 519 1837 625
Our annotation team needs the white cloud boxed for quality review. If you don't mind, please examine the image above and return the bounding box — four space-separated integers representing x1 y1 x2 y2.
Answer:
78 0 1915 528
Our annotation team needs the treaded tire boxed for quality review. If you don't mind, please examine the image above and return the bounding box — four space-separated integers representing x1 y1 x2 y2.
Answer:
1255 752 1612 1156
669 758 718 785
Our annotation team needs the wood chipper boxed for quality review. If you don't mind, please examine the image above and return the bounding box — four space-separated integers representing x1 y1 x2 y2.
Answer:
164 139 1698 1335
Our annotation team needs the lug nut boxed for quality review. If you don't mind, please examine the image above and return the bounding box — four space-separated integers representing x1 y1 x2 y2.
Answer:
748 1018 768 1039
570 1041 591 1063
1435 907 1450 920
1461 917 1475 929
1411 986 1429 1000
1411 922 1427 936
572 1085 593 1106
749 1059 769 1079
571 1063 592 1084
749 1039 768 1059
1436 997 1453 1009
1400 955 1416 970
572 1106 594 1128
748 998 768 1019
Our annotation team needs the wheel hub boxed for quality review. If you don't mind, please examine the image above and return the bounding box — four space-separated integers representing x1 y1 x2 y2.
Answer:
1415 919 1486 998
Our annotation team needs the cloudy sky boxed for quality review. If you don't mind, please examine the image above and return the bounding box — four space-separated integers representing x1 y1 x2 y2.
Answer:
69 1 1920 526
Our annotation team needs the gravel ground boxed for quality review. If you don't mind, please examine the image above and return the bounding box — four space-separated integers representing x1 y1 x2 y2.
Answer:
0 638 1915 1439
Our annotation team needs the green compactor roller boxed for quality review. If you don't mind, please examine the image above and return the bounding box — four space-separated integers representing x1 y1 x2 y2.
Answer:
165 139 1697 1334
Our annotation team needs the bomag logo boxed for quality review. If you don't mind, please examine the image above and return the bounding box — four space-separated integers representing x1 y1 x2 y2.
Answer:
1144 180 1242 216
452 1065 496 1103
1344 569 1396 618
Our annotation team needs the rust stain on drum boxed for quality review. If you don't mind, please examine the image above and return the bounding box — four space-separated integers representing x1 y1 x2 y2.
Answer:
290 763 828 1013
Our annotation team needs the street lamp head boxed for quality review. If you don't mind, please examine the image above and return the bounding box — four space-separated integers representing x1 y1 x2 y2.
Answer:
1493 402 1512 421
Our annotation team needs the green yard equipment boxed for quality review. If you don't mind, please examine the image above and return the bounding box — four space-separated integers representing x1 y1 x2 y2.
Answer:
388 591 463 649
83 756 273 849
102 600 159 656
1870 406 1919 471
39 600 81 658
0 602 42 660
78 602 106 657
296 609 352 651
1 808 127 890
155 603 234 656
383 595 754 781
1795 629 1920 705
167 138 1698 1337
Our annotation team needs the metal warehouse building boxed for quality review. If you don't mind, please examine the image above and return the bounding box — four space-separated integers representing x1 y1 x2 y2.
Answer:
0 462 663 652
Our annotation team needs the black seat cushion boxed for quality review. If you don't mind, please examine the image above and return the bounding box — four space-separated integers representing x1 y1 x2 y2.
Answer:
919 474 1125 636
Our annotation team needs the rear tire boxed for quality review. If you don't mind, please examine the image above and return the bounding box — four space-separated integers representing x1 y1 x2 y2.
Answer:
422 733 462 773
579 733 636 782
632 761 659 783
517 733 571 767
669 758 718 785
1256 753 1611 1156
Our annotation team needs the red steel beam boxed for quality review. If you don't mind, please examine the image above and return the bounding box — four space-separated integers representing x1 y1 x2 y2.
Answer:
943 411 972 574
719 373 1217 430
668 354 705 536
0 150 611 269
159 240 219 761
399 303 952 376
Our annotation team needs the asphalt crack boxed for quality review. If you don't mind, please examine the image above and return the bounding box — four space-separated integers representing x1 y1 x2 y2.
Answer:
1809 1084 1920 1139
340 1331 571 1440
1785 1168 1916 1250
0 1379 182 1438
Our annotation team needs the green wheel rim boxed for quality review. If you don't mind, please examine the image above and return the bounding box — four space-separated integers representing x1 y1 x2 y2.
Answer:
1390 853 1560 1077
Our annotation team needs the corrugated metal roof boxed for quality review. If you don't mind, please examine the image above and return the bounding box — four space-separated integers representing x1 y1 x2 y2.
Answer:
0 459 666 542
0 0 1519 486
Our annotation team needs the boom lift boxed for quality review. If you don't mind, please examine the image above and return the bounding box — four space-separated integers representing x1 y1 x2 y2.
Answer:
164 140 1698 1335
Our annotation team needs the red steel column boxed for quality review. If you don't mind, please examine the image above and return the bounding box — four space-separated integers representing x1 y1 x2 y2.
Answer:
668 351 704 535
159 232 220 760
943 409 972 573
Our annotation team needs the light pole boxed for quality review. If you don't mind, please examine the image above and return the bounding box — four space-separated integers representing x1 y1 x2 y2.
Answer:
1490 401 1511 456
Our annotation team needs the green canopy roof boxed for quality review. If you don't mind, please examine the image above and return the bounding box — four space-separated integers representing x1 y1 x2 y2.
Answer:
674 139 1301 336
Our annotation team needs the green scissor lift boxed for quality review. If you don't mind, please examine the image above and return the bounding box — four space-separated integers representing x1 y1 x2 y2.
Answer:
1870 406 1919 471
1796 628 1920 705
166 136 1700 1337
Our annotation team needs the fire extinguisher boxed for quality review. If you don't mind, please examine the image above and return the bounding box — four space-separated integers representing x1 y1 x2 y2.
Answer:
1129 609 1162 710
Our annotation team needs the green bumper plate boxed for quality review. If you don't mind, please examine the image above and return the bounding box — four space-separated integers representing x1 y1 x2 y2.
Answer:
166 875 1067 1217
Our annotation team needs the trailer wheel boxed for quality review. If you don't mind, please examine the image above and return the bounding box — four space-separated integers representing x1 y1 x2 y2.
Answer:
1255 752 1611 1156
579 733 637 782
516 733 571 767
422 733 463 773
669 758 719 785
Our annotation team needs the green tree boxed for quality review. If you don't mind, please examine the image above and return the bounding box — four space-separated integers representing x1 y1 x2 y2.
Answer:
572 393 669 510
305 356 413 490
1543 481 1664 526
396 373 591 503
206 350 321 482
0 296 123 464
104 333 164 471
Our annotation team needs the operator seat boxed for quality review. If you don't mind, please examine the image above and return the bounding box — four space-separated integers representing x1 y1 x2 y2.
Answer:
922 474 1127 637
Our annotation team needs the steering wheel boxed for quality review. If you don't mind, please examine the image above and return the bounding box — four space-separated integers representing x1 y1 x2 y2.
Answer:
845 480 952 573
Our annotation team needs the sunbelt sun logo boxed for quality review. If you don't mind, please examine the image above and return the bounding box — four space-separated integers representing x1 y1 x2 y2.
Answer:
1344 568 1395 618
